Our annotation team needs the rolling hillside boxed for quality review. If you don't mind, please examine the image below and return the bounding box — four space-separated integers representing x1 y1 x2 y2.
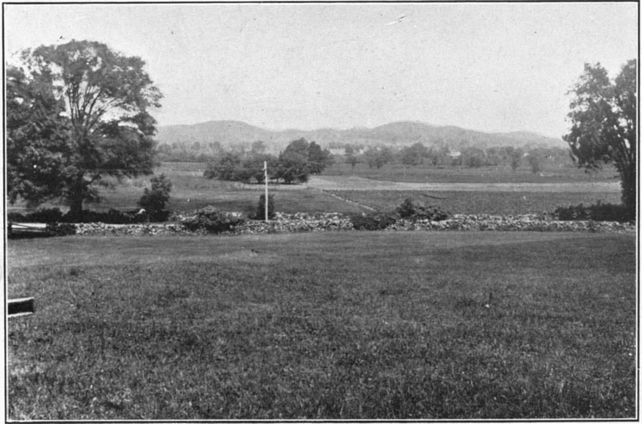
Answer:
155 120 565 151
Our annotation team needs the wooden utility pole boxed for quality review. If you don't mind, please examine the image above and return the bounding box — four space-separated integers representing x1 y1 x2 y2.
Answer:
264 161 269 221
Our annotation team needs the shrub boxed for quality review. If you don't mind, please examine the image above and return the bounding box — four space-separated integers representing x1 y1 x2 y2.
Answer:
57 209 150 224
46 222 77 236
396 198 450 221
181 206 245 233
6 208 165 225
554 201 634 222
8 208 64 223
349 212 397 230
396 198 417 219
138 174 172 222
106 208 135 224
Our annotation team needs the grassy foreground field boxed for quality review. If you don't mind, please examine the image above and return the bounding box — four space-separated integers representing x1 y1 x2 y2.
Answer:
7 231 636 419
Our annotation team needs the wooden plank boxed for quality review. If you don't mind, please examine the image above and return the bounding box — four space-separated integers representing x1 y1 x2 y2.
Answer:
10 223 48 231
8 297 35 317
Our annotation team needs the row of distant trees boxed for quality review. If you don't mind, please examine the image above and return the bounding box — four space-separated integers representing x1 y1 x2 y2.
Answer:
159 138 569 172
204 138 333 184
157 140 227 162
339 143 570 173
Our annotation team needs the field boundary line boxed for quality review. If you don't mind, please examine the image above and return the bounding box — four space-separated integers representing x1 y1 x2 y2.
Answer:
320 190 377 212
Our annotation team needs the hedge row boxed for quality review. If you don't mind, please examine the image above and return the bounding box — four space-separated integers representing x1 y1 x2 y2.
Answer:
46 212 634 237
9 207 169 224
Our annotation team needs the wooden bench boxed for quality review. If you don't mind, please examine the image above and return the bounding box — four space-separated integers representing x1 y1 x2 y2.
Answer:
8 297 35 318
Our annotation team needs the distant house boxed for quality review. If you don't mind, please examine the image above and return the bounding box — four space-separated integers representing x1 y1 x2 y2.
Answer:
448 151 462 158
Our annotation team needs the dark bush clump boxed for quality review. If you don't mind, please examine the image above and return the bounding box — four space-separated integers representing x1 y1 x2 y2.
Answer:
396 198 450 221
181 206 245 233
8 208 64 223
66 209 146 224
7 212 26 223
554 201 634 222
138 174 173 222
8 207 169 225
46 222 77 236
349 212 397 230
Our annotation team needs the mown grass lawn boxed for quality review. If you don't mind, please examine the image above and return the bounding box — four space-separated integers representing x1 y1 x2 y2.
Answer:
7 231 636 419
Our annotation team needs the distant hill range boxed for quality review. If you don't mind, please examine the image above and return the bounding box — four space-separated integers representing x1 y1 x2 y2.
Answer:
156 120 565 151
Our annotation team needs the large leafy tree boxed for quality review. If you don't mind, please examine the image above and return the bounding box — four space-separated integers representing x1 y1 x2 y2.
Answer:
203 151 278 183
307 141 333 174
563 60 636 216
6 66 71 207
7 40 163 216
400 142 429 166
276 139 310 184
364 146 393 169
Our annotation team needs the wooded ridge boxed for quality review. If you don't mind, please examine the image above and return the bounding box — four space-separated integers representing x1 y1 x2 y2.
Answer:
156 120 564 151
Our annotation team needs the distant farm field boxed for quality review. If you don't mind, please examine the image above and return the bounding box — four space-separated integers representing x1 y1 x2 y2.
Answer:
8 163 371 215
7 162 623 217
323 162 620 184
7 231 636 419
328 190 622 215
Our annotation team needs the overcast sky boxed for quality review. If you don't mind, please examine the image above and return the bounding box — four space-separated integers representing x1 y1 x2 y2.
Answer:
4 2 638 138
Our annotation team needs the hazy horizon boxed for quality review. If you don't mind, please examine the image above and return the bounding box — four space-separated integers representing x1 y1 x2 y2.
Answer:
158 118 563 140
4 3 638 139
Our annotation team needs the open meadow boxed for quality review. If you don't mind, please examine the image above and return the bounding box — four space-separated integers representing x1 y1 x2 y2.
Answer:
7 231 636 419
95 162 624 217
91 163 371 215
327 190 622 216
323 162 620 184
7 161 622 217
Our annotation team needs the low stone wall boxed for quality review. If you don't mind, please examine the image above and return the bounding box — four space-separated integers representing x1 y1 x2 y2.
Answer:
50 212 634 236
389 214 634 233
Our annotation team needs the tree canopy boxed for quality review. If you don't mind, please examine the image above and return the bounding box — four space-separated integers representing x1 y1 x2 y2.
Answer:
7 40 163 216
204 138 333 184
563 60 636 215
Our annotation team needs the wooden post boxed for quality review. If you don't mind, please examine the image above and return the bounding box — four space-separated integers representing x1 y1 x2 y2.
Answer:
264 161 269 222
8 297 35 318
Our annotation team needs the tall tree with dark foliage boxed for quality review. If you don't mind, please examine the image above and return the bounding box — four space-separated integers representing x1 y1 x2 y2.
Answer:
564 60 636 217
7 40 163 216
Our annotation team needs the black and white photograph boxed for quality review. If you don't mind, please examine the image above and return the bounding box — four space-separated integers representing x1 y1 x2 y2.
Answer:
4 1 638 420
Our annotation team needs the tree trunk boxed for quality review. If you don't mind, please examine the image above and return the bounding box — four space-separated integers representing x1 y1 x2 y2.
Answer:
620 163 636 220
68 195 84 219
67 175 85 219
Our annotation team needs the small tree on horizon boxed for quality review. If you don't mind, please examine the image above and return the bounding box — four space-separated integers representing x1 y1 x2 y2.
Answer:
510 148 523 172
527 152 543 174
